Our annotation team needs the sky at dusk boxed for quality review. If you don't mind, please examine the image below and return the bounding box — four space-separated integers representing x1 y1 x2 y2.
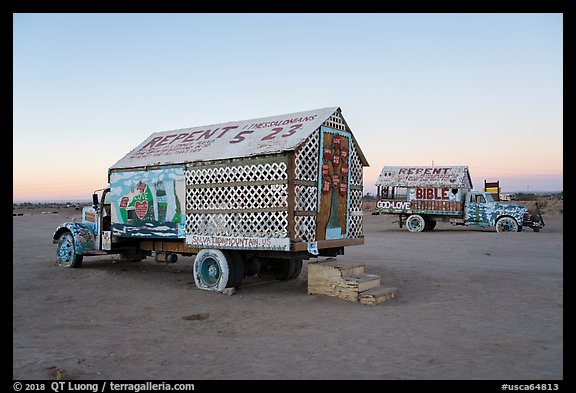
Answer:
13 13 563 202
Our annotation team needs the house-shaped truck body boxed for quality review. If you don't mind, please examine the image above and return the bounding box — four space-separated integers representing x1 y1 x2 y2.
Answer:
54 107 368 291
375 166 472 217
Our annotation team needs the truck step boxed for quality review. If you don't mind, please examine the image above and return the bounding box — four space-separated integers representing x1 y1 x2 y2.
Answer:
308 259 395 305
310 258 366 276
342 273 381 293
359 286 398 305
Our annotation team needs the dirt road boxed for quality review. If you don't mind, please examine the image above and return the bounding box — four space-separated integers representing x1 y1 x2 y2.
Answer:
13 208 563 380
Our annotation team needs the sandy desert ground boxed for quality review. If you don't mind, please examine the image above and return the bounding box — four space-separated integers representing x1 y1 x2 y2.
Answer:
13 202 563 380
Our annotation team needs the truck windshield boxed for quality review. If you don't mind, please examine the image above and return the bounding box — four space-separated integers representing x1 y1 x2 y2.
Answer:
484 194 494 202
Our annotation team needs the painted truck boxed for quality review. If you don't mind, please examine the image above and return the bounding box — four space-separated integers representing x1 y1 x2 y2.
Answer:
374 166 544 233
53 107 368 291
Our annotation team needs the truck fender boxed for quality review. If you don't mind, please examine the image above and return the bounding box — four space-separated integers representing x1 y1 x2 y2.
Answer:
52 222 97 256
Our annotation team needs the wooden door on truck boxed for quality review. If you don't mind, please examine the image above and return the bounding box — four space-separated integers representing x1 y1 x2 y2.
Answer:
317 126 351 240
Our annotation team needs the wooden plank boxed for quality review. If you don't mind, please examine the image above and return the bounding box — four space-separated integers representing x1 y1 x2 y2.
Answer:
294 211 317 216
308 259 365 276
308 260 374 302
287 152 297 241
138 239 199 253
294 179 317 187
292 237 364 251
344 273 381 292
188 207 288 215
186 153 288 170
187 180 288 189
359 286 397 305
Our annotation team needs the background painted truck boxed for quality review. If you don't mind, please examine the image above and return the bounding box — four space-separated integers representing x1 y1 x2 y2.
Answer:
374 166 544 233
53 107 368 292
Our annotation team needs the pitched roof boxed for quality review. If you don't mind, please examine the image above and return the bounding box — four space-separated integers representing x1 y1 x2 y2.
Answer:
375 166 473 189
110 107 367 170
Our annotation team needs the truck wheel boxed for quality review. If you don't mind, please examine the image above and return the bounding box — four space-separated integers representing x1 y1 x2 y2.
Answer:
193 249 240 291
278 258 303 280
406 214 426 232
290 259 303 279
424 219 437 231
56 232 83 268
227 251 245 288
495 216 519 233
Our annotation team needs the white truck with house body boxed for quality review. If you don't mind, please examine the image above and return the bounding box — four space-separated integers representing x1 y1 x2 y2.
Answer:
53 107 368 291
375 166 544 233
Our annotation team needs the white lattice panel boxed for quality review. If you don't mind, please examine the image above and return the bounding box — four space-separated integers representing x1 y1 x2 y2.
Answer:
186 211 288 238
186 161 287 185
295 185 317 212
294 131 319 181
294 215 316 242
349 189 363 212
349 140 363 186
347 189 363 238
187 184 288 211
348 214 363 238
322 111 346 131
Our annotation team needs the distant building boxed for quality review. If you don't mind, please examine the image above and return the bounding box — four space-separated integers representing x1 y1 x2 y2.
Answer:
500 193 516 201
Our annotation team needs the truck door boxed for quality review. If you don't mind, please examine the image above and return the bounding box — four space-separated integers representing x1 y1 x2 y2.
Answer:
464 192 489 226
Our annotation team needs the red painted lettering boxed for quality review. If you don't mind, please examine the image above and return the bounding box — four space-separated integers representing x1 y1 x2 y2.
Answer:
200 129 218 139
282 123 303 138
416 187 450 200
140 136 163 150
229 130 254 144
156 134 177 147
170 133 189 144
182 130 204 143
217 126 239 139
262 127 283 141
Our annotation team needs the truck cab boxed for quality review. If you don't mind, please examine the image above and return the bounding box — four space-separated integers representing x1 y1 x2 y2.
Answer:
462 191 543 232
52 187 147 268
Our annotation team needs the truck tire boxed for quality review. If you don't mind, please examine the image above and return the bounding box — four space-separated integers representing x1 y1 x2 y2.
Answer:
290 259 303 279
495 216 519 233
193 249 241 291
424 219 437 231
227 251 245 288
56 232 83 268
278 258 303 280
406 214 426 232
257 258 303 281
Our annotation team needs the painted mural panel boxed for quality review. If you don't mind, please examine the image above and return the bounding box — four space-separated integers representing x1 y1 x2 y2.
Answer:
317 127 350 240
109 167 186 238
377 186 466 215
